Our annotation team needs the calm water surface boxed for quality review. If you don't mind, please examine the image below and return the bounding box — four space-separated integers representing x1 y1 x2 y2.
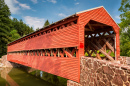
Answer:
0 67 57 86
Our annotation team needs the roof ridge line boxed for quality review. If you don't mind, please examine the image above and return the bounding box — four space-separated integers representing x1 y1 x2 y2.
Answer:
76 6 104 14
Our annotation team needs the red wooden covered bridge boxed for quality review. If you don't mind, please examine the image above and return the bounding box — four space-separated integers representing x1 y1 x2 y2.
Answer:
7 6 120 82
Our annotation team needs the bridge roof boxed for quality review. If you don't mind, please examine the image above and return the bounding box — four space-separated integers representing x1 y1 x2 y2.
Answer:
8 6 119 45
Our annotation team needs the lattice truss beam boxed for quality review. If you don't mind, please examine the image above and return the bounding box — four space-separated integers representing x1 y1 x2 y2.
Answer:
85 22 115 61
8 47 78 58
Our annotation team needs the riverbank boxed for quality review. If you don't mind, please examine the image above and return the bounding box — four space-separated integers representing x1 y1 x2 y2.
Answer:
0 55 21 68
0 63 5 67
0 58 5 68
0 55 12 68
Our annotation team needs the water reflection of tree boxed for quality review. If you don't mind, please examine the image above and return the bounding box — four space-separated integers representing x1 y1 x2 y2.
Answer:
32 70 67 86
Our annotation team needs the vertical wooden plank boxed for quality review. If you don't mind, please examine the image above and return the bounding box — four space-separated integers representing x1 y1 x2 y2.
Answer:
116 31 120 60
58 49 60 57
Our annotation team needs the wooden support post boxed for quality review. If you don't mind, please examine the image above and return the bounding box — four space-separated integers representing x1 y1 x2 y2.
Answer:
27 51 29 56
103 39 114 52
114 35 116 59
59 51 64 57
66 48 67 57
58 49 60 57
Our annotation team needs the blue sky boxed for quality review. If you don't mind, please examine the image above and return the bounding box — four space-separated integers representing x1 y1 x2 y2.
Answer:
5 0 122 30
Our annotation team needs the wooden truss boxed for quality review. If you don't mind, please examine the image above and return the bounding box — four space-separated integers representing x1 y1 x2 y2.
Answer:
85 29 115 61
8 47 78 58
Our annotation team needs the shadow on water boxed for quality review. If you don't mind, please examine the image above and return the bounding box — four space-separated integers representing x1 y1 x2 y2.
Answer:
0 67 67 86
21 67 67 86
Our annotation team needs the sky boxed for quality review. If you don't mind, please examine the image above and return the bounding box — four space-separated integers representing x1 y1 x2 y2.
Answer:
5 0 122 30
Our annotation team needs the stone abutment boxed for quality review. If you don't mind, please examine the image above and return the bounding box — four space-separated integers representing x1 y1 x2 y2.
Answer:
67 56 130 86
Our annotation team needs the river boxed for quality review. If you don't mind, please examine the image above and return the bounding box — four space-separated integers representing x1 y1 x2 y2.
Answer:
0 67 67 86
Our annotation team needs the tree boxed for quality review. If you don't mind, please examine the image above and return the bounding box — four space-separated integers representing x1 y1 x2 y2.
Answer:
0 0 34 57
43 20 50 27
12 18 34 37
119 0 130 56
0 0 12 57
119 0 130 30
36 27 40 31
10 30 21 41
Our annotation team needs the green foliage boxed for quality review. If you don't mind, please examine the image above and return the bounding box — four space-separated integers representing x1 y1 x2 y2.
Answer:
85 50 115 57
0 0 12 57
0 0 34 57
36 28 40 31
43 20 50 27
119 0 130 56
30 70 66 86
12 18 34 37
10 30 21 41
120 26 130 56
41 72 67 86
118 0 130 30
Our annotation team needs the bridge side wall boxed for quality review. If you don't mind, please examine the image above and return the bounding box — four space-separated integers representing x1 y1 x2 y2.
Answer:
7 55 79 82
8 24 79 52
67 57 130 86
7 17 81 82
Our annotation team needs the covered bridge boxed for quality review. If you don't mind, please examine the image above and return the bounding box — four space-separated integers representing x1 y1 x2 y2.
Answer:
7 6 120 82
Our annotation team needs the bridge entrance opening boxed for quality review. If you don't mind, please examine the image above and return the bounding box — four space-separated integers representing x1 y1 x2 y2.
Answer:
84 20 116 61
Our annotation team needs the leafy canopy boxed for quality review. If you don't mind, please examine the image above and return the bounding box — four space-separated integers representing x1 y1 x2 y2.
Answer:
0 0 34 57
119 0 130 56
0 0 12 57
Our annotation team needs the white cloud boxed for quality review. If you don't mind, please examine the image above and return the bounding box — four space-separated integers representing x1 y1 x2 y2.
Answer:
5 0 31 14
75 2 79 5
5 0 19 14
24 16 45 30
14 0 19 3
31 0 38 4
15 0 31 10
58 13 67 17
19 4 31 9
47 0 57 4
115 15 120 19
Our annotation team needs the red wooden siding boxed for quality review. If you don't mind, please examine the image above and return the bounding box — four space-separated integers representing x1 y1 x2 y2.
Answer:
8 24 79 52
7 55 79 82
77 7 120 59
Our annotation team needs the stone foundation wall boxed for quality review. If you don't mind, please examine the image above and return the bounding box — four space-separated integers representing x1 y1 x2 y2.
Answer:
119 56 130 65
1 55 21 67
67 57 130 86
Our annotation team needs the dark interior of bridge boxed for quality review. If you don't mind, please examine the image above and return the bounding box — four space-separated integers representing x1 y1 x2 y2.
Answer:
84 20 116 61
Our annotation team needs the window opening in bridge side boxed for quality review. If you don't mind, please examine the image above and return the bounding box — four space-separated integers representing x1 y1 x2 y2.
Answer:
8 47 78 58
